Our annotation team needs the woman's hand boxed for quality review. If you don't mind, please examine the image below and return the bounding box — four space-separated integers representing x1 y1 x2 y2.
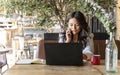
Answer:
65 28 72 43
83 53 92 60
82 54 87 60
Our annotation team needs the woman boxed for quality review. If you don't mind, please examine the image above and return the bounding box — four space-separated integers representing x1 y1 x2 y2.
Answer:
65 11 93 60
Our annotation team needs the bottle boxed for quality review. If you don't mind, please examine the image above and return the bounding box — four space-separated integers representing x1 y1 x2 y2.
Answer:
105 32 118 73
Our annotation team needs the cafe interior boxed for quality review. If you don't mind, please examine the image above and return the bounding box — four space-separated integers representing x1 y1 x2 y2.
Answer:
0 0 120 75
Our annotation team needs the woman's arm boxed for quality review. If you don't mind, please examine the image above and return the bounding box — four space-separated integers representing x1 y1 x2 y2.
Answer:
82 41 93 60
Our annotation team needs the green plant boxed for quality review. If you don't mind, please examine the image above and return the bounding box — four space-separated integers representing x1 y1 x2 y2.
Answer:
77 0 117 35
0 0 117 34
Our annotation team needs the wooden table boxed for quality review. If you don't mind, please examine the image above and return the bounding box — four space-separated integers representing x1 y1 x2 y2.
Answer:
3 60 120 75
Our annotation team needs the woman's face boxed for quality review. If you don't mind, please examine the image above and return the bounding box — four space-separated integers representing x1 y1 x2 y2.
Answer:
68 18 81 35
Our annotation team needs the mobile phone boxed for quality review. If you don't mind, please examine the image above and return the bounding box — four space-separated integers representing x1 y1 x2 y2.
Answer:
70 30 73 40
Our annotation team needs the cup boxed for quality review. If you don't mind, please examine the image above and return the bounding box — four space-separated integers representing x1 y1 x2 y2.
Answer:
91 54 100 65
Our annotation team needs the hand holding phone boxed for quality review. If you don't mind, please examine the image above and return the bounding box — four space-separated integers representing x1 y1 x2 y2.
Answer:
65 28 73 43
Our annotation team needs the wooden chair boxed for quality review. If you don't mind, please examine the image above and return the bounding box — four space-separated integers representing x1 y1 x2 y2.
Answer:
115 40 120 59
38 33 59 59
38 39 45 59
38 33 120 60
93 33 109 59
93 40 106 59
93 40 120 59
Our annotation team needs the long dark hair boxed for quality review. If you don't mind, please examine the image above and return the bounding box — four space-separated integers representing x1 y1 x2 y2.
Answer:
67 11 89 47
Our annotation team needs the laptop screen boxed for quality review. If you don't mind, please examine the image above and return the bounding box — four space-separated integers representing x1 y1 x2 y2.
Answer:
44 43 83 66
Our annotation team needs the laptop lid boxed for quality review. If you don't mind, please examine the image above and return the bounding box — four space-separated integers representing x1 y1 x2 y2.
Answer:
44 43 83 66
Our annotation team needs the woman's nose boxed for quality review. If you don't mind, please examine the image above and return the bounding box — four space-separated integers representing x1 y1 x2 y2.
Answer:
73 25 76 29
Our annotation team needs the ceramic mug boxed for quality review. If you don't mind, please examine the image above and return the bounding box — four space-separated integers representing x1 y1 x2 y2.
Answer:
91 55 100 65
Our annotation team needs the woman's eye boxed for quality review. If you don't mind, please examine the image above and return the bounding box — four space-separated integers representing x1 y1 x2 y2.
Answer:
76 24 79 26
69 23 73 26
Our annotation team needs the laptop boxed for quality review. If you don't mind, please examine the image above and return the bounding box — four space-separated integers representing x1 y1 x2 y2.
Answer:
44 43 83 66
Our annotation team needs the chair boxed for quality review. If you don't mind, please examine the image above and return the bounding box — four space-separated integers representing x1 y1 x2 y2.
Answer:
38 33 59 59
38 33 95 59
93 40 120 59
93 33 109 59
93 40 106 59
0 51 9 75
38 39 45 59
114 40 120 59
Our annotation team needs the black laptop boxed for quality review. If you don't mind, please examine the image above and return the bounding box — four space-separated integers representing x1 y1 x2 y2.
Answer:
44 43 83 66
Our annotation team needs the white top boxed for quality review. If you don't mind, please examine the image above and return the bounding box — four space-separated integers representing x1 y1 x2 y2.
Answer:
82 41 93 54
82 33 94 55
